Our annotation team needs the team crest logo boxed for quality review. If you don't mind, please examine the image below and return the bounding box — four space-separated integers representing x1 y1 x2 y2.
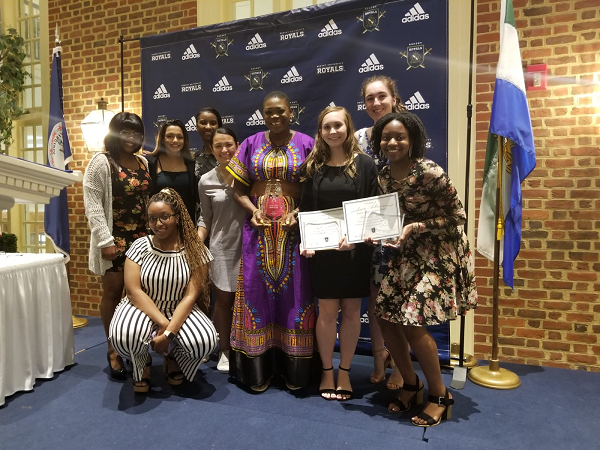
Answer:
211 36 233 57
245 68 269 91
289 101 305 126
357 7 386 33
154 115 168 129
399 43 432 69
371 227 376 233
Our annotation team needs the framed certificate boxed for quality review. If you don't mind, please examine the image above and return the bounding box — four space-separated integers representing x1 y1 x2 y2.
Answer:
342 193 403 244
298 207 345 251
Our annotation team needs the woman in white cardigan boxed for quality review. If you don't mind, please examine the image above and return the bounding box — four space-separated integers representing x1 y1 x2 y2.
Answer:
83 112 151 379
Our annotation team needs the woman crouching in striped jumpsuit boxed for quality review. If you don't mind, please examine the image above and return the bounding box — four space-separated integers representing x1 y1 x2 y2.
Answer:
109 188 217 393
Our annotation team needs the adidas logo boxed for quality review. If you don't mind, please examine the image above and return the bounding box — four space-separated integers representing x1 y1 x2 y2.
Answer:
360 312 370 324
153 84 170 99
281 66 302 84
246 33 266 50
405 91 430 110
403 2 429 23
358 53 384 73
182 44 200 60
318 19 342 38
185 116 197 132
213 76 233 92
246 110 265 126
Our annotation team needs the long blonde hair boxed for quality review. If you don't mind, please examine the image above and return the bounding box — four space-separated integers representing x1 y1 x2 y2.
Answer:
301 106 363 180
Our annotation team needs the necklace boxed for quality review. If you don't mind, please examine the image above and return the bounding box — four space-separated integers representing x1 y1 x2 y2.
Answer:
268 131 292 151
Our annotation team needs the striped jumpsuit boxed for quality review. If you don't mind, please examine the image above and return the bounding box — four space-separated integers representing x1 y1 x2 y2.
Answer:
109 236 217 382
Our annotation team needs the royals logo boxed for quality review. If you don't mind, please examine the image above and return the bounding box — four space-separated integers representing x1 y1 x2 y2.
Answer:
222 115 235 125
357 7 386 33
289 101 305 126
245 67 269 91
181 82 202 93
211 35 233 58
399 43 432 70
316 63 344 75
280 28 305 41
151 51 171 61
357 101 366 111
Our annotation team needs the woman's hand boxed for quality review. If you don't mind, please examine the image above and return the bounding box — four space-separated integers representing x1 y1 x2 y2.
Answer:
299 243 315 258
338 236 355 252
250 209 270 229
364 237 380 247
383 223 418 249
281 211 298 231
101 245 117 261
151 333 170 355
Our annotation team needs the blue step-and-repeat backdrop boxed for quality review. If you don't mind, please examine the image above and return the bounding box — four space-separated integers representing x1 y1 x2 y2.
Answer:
140 0 451 363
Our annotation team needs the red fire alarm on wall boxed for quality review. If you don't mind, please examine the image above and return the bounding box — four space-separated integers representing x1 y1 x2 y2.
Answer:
526 64 547 91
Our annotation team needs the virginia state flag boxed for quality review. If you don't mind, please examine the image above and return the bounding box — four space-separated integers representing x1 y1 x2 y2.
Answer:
476 0 536 289
44 45 72 261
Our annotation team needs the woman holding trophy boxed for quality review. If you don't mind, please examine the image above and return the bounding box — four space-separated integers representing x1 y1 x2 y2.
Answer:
226 91 316 392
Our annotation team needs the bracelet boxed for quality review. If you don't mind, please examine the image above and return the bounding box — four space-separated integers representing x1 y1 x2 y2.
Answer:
252 209 260 217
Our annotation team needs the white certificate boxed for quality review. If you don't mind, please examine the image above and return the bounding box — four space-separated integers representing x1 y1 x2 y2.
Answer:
342 193 403 244
298 207 345 251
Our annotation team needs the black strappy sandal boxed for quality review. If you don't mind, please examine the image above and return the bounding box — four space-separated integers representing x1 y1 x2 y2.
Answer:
411 389 454 427
319 367 336 400
388 374 424 413
335 366 353 402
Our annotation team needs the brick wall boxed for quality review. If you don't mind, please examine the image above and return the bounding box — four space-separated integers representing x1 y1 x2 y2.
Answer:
48 0 197 316
474 0 600 371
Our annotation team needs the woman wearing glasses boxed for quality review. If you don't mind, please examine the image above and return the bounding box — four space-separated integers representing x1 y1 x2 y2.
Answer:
109 188 217 393
147 119 199 222
83 111 151 380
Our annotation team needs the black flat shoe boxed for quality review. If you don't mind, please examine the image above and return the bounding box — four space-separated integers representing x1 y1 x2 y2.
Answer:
106 352 126 380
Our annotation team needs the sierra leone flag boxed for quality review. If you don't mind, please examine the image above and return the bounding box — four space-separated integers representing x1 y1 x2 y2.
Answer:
476 0 536 289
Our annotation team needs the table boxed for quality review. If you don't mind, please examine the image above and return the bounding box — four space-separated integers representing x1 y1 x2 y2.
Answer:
0 253 75 406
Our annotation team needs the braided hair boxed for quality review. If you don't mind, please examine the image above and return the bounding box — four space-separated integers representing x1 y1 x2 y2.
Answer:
148 187 212 312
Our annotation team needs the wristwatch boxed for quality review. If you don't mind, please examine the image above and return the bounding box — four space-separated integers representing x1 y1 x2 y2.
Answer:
164 330 177 341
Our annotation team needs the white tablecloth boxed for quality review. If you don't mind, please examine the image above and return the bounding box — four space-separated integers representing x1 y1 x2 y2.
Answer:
0 253 75 406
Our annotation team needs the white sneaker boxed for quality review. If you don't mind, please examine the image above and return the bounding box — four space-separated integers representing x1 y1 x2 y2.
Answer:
217 350 230 373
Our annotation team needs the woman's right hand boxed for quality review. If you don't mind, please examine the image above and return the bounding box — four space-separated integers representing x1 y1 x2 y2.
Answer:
250 209 270 229
101 245 118 261
299 243 315 258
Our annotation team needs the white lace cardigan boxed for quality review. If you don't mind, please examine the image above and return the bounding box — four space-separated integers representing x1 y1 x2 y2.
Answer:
83 152 148 275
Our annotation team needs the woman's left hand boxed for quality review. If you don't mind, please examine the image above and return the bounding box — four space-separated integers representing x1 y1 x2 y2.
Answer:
383 223 418 249
338 236 355 252
281 212 298 231
151 333 170 355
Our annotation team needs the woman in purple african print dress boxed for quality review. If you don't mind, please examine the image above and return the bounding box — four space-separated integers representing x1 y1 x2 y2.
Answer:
227 91 317 392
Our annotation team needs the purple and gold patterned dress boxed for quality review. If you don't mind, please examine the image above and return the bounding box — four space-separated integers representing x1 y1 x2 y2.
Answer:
227 131 316 387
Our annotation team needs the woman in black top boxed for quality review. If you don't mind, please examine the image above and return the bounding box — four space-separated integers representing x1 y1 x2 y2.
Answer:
147 119 198 223
299 106 378 401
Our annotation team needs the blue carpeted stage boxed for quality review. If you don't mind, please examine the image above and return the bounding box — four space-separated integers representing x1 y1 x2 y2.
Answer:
1 317 599 450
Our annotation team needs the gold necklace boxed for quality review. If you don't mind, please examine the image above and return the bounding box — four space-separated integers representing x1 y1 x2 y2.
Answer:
268 131 292 151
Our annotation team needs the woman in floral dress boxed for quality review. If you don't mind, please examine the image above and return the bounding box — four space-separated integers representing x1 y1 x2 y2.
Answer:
371 111 477 427
83 112 151 379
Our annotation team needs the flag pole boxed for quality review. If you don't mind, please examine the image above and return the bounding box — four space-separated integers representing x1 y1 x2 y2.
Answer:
50 26 88 329
469 135 520 389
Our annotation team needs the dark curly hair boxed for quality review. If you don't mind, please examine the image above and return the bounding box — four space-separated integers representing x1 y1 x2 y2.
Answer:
371 111 428 160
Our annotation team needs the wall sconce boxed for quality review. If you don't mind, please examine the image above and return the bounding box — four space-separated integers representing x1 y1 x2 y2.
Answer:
80 98 116 153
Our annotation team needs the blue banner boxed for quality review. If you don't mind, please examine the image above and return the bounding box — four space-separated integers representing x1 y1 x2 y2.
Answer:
44 46 72 261
140 0 450 362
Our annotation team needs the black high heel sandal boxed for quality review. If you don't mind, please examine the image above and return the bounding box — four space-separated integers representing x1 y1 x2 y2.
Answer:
106 351 126 380
335 366 353 401
133 358 152 394
163 355 184 386
319 367 336 401
388 374 424 413
411 389 454 427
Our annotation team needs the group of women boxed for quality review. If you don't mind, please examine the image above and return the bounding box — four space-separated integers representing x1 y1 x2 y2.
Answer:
83 75 477 428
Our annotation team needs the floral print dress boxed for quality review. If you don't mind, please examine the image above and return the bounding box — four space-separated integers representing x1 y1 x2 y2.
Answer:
108 158 152 272
375 159 478 326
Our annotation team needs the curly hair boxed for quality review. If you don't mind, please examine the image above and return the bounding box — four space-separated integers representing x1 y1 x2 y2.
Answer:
371 111 428 160
148 187 212 312
360 75 407 112
103 112 145 180
301 106 363 180
149 119 193 160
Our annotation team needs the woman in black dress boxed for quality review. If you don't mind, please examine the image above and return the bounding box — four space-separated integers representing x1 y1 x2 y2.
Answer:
299 106 378 401
147 119 198 223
